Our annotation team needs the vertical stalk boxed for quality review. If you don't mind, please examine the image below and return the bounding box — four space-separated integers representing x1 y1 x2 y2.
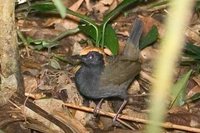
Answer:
146 0 195 133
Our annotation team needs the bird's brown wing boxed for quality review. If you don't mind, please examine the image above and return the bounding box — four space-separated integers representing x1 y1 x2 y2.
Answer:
100 18 143 87
99 59 141 86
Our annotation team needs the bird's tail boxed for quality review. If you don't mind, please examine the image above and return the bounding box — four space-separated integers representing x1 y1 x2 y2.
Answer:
123 18 144 61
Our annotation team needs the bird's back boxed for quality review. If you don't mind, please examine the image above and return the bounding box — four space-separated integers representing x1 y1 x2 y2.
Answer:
99 18 143 87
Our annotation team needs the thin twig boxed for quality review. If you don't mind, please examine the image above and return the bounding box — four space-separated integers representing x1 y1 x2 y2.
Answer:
64 103 200 133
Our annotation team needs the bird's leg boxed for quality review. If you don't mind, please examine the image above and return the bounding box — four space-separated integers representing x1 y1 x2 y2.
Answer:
113 99 128 122
93 98 104 116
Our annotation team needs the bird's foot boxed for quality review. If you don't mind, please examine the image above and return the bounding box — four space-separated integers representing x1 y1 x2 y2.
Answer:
112 114 121 126
93 99 104 117
112 100 128 124
93 105 101 117
112 113 119 123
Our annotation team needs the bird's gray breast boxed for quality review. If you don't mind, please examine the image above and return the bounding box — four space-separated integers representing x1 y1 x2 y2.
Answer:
75 66 101 99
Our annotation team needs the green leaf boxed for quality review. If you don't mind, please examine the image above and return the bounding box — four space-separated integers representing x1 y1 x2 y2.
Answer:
26 37 59 50
139 25 158 49
148 0 169 9
79 23 119 54
34 45 44 50
170 70 192 108
52 0 66 18
103 0 137 23
102 0 138 46
184 44 200 61
49 58 61 69
30 2 57 12
30 1 97 31
185 43 200 56
187 93 200 103
78 23 100 43
103 24 119 55
195 0 200 11
27 37 43 45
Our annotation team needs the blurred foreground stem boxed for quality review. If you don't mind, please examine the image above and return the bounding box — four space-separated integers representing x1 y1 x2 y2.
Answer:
146 0 195 133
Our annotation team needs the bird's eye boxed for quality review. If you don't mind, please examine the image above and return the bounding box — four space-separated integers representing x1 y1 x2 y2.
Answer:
88 54 94 59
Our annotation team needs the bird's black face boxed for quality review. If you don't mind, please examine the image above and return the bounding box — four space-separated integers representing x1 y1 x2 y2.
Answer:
80 51 104 66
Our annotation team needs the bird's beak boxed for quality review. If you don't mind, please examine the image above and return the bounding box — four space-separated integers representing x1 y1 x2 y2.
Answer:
71 54 81 60
79 55 88 62
70 55 82 64
71 54 87 63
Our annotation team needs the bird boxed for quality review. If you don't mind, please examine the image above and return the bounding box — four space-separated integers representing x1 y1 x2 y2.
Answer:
75 18 143 122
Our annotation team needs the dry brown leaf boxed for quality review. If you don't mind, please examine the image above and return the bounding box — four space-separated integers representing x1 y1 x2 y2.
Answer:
63 83 83 104
23 98 89 132
117 31 129 37
80 46 105 55
74 110 88 125
24 75 38 93
25 92 46 100
84 0 92 11
103 48 113 55
139 71 154 84
128 80 140 95
93 1 109 15
101 0 119 12
23 99 65 133
186 25 200 43
55 111 89 133
193 75 200 86
187 85 200 98
140 46 159 73
72 42 83 55
43 18 78 31
140 16 165 37
167 108 200 127
69 0 84 11
97 101 113 129
63 0 78 7
43 18 63 27
38 80 54 91
123 108 147 119
17 19 39 27
140 46 159 62
101 0 114 5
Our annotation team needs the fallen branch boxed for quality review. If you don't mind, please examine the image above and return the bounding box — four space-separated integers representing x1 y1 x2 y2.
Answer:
10 93 74 133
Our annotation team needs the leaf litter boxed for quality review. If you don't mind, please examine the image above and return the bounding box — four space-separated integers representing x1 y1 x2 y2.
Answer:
2 0 200 132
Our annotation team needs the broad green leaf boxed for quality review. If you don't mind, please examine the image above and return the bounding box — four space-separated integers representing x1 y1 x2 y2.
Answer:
52 0 66 18
78 23 102 46
184 43 200 61
64 8 98 39
78 23 100 43
170 70 192 108
185 43 200 57
101 0 137 45
140 25 158 50
103 24 119 55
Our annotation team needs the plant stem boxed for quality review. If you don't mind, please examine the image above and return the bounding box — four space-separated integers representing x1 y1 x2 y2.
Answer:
145 0 195 133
